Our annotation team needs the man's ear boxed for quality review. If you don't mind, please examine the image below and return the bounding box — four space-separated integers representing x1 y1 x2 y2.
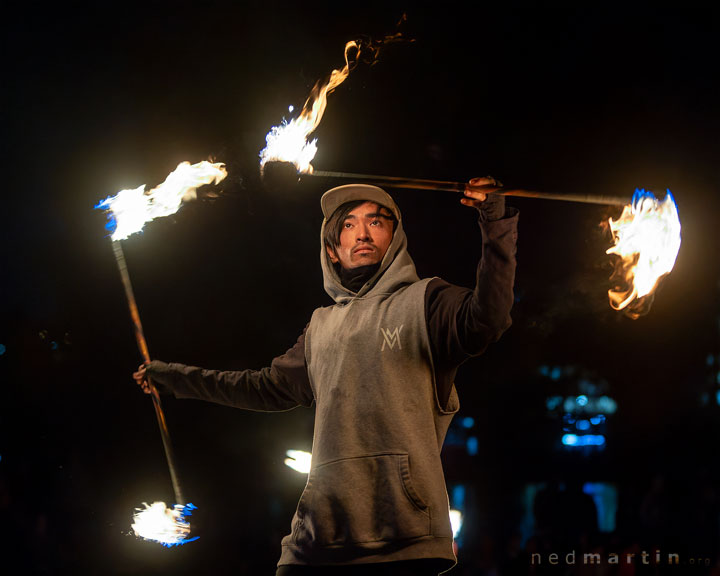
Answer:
326 245 339 264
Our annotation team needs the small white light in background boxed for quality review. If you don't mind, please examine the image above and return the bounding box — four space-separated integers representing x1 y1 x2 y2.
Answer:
285 450 312 474
449 509 463 538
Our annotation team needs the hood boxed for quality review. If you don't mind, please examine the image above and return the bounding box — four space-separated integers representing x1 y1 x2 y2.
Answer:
320 184 419 304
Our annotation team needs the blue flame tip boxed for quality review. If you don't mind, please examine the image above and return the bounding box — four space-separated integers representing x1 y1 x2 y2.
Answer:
632 188 676 205
161 536 200 548
94 198 117 235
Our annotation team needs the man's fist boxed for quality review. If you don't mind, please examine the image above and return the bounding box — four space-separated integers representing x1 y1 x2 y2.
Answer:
133 363 152 395
461 176 506 221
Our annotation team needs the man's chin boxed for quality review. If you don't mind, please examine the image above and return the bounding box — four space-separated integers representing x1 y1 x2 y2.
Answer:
348 258 380 269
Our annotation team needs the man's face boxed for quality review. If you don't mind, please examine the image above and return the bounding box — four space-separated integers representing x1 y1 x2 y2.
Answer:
326 201 395 270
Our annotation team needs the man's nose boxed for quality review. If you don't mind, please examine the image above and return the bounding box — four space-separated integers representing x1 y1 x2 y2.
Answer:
356 223 371 241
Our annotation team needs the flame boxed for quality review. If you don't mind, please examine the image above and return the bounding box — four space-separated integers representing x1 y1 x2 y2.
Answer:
259 16 413 174
259 41 359 174
95 160 227 241
131 501 198 547
606 189 681 318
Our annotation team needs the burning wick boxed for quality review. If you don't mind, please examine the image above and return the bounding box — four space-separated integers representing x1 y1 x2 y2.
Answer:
95 160 227 240
132 502 198 547
606 188 681 318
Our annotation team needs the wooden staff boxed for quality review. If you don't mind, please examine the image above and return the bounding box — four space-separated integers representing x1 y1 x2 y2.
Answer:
309 170 628 206
112 241 184 505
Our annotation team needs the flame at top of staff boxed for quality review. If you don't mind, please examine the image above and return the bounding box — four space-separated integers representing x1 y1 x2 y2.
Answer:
131 501 198 547
606 188 681 318
95 160 227 241
259 17 412 174
259 41 359 174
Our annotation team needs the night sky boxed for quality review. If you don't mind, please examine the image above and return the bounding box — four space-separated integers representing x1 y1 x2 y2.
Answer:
2 2 719 574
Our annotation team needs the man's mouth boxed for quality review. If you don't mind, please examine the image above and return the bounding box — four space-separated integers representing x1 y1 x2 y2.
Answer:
353 244 374 254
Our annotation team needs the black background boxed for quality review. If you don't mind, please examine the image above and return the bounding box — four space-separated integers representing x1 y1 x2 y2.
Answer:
2 1 719 574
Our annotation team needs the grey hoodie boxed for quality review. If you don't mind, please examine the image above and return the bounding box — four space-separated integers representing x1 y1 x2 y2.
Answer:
278 186 458 569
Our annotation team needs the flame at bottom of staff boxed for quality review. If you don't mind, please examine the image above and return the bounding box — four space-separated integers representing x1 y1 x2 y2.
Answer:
131 502 199 547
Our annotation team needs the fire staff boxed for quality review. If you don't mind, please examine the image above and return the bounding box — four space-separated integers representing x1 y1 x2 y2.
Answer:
134 177 518 575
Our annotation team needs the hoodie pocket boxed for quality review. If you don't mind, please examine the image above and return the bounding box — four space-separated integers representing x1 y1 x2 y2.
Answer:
294 452 431 547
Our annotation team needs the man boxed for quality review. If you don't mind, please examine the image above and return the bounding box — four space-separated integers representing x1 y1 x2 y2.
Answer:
134 177 518 574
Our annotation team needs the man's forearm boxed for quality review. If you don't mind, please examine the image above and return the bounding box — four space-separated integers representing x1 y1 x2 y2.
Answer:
425 208 518 363
468 208 519 344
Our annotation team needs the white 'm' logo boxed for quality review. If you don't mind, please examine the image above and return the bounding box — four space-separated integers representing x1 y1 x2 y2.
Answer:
380 325 404 351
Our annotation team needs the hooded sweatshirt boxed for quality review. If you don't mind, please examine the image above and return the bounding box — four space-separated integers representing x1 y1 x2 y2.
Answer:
145 186 518 572
277 188 457 569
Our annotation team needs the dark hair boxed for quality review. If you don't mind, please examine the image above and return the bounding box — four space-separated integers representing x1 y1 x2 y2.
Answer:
324 200 397 250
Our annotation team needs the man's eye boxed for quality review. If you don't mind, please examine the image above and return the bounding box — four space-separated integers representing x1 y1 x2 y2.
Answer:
370 220 381 226
344 222 353 229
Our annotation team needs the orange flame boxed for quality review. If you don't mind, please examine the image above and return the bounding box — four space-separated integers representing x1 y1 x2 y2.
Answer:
260 16 412 174
606 189 681 318
259 41 359 174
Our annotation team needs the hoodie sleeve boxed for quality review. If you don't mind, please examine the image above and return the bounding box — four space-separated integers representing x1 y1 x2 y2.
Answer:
425 209 518 406
145 327 314 411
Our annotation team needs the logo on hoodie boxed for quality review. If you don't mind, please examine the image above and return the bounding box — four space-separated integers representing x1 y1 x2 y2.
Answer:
380 325 404 351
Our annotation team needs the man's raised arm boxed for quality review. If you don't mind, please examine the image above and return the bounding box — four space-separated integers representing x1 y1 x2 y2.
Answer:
425 177 518 406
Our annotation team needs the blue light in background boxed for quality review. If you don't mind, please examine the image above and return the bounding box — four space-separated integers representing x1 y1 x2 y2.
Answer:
451 485 466 509
545 396 563 410
461 417 475 429
562 434 606 447
598 396 618 414
583 483 618 533
563 434 579 446
466 437 479 455
0 344 5 356
576 420 591 431
563 414 576 425
576 395 589 407
716 390 720 406
550 366 562 381
590 415 605 425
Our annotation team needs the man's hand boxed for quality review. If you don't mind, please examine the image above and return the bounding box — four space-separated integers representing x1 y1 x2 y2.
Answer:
133 363 152 395
461 176 506 221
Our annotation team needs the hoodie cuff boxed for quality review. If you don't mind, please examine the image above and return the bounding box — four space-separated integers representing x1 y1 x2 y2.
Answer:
145 360 178 395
